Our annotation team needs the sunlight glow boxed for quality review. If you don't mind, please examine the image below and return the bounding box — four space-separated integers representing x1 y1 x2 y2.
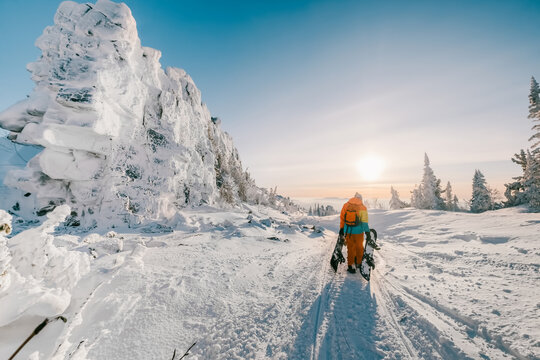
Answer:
356 154 386 182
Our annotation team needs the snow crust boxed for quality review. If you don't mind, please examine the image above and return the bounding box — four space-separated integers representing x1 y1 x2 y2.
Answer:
0 0 265 227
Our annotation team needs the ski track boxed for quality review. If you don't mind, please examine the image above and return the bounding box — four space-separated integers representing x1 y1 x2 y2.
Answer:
376 241 536 360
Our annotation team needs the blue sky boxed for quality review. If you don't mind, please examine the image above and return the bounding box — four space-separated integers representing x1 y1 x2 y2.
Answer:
1 0 540 200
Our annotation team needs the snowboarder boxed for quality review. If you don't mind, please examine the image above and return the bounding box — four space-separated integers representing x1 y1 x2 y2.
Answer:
339 193 371 274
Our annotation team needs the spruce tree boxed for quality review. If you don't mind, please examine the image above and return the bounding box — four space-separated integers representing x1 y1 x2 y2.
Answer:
419 153 445 210
389 186 407 209
528 77 540 156
444 181 457 211
470 170 492 213
524 151 540 211
410 184 423 208
452 195 460 211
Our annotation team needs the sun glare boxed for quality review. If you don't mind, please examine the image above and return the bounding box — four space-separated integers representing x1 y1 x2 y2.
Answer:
356 155 386 182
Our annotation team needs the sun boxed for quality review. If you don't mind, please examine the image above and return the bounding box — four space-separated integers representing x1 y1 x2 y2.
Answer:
356 154 386 182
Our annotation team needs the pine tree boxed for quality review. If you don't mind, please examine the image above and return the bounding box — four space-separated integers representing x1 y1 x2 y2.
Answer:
411 184 423 208
470 170 492 213
389 186 407 209
417 153 445 210
452 195 460 211
325 205 337 215
523 151 540 211
504 150 529 206
444 181 457 211
528 77 540 156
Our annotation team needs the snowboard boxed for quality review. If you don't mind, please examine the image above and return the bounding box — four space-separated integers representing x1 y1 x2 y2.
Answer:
359 229 379 281
330 234 346 272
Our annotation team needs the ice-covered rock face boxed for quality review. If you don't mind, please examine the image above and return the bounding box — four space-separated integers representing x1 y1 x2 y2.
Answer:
0 0 257 227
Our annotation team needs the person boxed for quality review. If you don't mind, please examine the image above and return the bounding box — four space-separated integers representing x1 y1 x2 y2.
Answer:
339 192 371 274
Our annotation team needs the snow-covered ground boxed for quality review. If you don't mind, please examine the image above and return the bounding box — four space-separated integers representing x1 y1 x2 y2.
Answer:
1 205 538 360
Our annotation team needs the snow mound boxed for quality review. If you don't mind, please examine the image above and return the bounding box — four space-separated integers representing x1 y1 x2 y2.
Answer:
0 206 89 327
0 0 272 228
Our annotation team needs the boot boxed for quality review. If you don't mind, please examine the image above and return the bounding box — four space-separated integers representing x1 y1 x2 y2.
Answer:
347 265 356 274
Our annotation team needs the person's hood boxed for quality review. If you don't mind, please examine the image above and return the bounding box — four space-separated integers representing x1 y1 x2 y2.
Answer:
348 197 364 206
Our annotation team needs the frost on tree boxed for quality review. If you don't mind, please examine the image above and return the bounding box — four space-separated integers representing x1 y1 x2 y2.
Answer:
523 151 540 211
389 186 407 210
504 77 540 211
411 153 445 210
308 204 337 216
470 170 492 213
0 0 273 227
444 181 459 211
504 150 528 207
528 77 540 156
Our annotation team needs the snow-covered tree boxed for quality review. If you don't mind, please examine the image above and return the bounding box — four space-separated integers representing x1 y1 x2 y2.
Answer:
325 205 338 216
528 77 540 156
503 77 540 212
410 184 423 208
523 151 540 211
389 186 407 209
470 170 492 213
309 203 337 216
411 154 445 210
504 150 528 206
452 195 460 211
444 181 458 211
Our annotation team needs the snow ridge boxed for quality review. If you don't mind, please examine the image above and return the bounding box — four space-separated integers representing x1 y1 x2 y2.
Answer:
0 0 264 227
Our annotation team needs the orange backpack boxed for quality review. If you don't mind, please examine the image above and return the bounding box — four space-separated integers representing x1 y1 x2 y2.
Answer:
344 207 360 227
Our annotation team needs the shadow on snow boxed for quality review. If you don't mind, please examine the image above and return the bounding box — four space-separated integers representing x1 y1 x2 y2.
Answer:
289 274 383 360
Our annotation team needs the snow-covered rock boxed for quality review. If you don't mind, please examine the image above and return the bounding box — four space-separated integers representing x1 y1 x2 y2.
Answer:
0 210 13 294
0 0 263 227
0 206 88 327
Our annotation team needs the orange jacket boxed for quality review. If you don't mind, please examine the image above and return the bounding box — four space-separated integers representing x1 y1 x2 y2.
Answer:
340 197 370 234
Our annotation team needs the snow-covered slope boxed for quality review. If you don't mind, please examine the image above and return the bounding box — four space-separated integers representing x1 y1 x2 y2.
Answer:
0 0 267 227
1 206 538 359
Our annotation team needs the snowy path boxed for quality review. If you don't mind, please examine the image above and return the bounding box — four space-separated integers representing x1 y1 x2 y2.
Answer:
2 206 539 359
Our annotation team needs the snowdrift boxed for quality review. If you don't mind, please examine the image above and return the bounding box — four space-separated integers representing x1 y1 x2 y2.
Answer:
0 206 88 328
0 0 275 228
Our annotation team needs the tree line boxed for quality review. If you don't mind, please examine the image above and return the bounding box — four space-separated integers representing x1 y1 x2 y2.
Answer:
390 77 540 213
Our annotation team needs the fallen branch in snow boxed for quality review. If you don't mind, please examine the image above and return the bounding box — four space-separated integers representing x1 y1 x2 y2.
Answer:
8 316 67 360
171 342 197 360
